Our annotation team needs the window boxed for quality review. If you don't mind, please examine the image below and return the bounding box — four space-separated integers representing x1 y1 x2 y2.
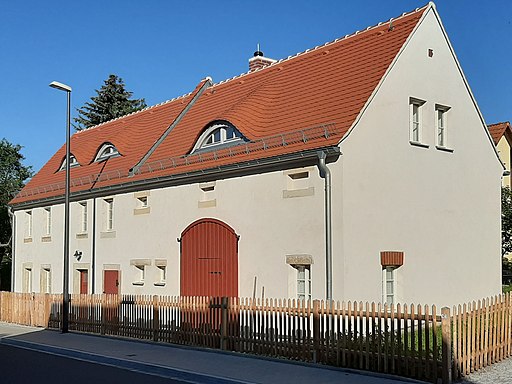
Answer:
131 259 150 286
44 207 52 236
155 260 167 286
283 169 314 198
198 182 216 208
40 267 51 293
137 196 148 208
296 265 312 301
409 98 426 144
191 122 244 152
158 266 166 282
436 105 451 148
23 266 32 293
104 198 114 231
26 210 32 238
383 267 396 306
135 265 145 284
59 154 80 171
79 202 88 233
133 192 151 215
95 143 120 162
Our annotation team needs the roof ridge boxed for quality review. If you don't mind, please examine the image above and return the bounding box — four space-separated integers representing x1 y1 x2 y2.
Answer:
488 121 510 127
74 79 212 134
211 3 430 89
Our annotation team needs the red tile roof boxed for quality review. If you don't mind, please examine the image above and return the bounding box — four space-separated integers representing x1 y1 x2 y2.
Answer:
11 4 428 206
488 122 511 145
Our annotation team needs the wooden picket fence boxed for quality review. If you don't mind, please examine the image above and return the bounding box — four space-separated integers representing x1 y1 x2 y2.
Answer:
2 291 512 383
451 294 512 380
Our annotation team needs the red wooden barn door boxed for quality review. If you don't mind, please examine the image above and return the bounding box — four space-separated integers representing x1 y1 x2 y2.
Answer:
180 218 238 297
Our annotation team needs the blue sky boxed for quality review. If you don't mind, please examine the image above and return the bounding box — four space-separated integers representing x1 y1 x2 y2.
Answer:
1 0 510 173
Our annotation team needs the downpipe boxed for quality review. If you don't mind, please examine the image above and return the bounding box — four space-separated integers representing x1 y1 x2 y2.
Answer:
7 207 15 291
317 151 332 302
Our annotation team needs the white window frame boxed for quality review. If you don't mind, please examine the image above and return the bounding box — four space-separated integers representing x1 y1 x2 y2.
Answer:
44 207 52 236
436 104 451 149
409 98 426 144
95 143 120 162
191 123 243 152
79 202 88 233
104 198 114 231
383 267 396 306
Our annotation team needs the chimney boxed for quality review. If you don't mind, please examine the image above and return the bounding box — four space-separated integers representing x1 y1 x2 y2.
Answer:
249 44 276 71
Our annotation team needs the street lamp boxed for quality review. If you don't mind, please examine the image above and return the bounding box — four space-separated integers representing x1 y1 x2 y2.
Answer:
50 80 72 333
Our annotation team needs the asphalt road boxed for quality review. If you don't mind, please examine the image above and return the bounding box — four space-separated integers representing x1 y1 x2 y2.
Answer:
0 344 183 384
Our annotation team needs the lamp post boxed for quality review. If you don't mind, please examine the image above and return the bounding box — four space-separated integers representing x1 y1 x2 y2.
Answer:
49 81 72 333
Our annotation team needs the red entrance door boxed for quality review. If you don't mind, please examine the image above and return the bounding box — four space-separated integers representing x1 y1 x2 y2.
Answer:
79 270 88 294
180 218 238 297
103 270 119 294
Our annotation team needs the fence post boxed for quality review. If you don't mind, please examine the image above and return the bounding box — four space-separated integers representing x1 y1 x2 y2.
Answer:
442 306 452 384
220 297 229 350
313 299 320 363
153 295 159 342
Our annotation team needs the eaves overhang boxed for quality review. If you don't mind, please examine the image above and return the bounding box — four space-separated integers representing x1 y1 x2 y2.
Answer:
10 146 341 211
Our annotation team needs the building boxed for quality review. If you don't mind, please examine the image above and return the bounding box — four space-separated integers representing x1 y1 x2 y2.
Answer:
488 121 512 188
10 3 503 308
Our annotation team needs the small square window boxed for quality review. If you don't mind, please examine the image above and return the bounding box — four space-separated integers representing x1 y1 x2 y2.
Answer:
137 196 148 208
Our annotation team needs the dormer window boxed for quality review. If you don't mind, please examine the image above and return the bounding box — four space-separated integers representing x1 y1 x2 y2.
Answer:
59 154 80 171
191 122 244 153
95 143 120 162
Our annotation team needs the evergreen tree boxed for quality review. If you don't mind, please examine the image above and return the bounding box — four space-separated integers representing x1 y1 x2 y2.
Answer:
0 139 32 290
74 74 147 130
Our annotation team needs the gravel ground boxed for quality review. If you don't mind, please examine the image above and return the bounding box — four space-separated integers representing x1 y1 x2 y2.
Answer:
458 358 512 384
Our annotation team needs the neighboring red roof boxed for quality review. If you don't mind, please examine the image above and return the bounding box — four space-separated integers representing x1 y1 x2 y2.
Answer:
488 122 511 145
11 4 428 206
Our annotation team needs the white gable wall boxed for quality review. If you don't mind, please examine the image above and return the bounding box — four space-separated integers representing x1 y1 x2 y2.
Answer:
337 7 502 308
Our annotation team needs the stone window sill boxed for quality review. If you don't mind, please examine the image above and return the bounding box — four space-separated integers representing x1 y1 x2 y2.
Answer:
409 141 429 149
100 231 116 239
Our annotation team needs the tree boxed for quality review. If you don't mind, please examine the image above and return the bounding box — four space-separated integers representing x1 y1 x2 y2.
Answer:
74 74 147 130
0 139 32 290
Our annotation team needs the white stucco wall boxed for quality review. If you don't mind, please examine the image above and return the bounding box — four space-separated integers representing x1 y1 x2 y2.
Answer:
337 8 502 308
14 166 330 300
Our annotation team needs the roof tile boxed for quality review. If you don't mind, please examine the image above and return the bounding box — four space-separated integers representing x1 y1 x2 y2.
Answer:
11 4 428 205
